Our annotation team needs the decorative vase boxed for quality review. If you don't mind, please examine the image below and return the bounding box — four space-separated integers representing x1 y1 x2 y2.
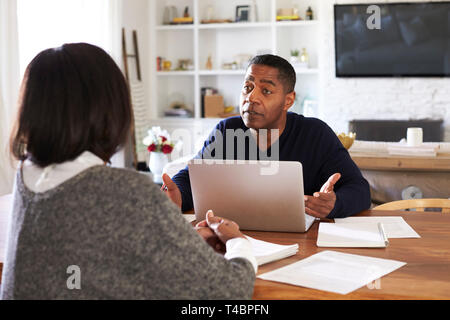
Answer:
149 152 169 184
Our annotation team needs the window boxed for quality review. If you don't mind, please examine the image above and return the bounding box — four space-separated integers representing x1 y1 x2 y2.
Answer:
17 0 117 77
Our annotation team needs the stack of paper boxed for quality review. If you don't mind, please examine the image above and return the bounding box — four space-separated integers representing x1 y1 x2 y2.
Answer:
317 222 389 248
246 236 298 266
258 250 406 295
334 216 421 239
183 221 299 265
351 140 389 153
439 142 450 153
387 143 438 157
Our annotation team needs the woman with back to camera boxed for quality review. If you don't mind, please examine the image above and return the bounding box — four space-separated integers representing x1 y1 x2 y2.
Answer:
0 43 256 299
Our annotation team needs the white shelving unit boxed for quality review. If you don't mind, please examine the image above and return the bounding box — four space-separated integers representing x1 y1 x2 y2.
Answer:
147 0 320 154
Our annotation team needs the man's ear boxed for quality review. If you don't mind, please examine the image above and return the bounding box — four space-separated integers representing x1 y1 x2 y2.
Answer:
283 91 296 111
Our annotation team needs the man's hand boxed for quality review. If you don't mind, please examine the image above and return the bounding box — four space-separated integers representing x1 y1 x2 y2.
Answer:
161 173 182 209
304 173 341 218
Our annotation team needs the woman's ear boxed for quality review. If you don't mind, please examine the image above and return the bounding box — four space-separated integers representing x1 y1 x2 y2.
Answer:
283 91 296 111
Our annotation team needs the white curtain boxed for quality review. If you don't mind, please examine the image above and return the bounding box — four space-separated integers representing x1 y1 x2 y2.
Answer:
0 0 20 196
105 0 127 168
17 0 123 76
107 0 123 66
0 0 124 195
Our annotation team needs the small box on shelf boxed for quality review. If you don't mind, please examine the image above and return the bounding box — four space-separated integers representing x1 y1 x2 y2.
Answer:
204 95 224 118
162 5 194 25
276 7 300 21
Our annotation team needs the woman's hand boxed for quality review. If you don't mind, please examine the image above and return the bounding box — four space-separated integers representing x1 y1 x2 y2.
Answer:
195 220 226 254
195 210 245 254
205 210 245 243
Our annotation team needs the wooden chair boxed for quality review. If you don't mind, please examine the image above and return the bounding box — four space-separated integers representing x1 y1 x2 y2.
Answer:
374 198 450 213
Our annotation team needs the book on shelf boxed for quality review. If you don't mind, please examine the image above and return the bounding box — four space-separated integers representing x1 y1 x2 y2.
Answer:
164 108 193 118
276 15 301 21
171 17 193 24
201 19 233 24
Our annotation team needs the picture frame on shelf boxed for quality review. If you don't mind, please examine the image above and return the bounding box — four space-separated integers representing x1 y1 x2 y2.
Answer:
236 5 250 22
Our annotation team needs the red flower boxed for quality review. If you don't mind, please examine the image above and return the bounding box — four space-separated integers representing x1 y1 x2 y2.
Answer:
148 144 156 152
162 144 173 154
160 136 167 142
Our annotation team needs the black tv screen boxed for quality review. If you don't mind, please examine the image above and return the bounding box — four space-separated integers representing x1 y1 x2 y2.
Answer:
335 2 450 77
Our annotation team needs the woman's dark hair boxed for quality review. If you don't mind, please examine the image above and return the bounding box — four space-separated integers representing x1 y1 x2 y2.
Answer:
10 43 132 167
247 54 296 93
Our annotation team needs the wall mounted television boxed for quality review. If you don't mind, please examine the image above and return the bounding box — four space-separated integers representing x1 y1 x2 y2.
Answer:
334 2 450 77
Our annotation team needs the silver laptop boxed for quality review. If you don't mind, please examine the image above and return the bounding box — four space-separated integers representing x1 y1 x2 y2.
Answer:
188 159 315 232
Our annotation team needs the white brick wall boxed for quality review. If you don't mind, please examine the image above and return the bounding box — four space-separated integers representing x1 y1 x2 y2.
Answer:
318 0 450 141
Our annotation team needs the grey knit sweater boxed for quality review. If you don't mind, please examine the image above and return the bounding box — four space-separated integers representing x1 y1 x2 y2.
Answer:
0 165 255 299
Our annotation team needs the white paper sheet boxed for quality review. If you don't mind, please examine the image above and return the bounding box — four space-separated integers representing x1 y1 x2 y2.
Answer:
334 216 420 238
257 250 406 295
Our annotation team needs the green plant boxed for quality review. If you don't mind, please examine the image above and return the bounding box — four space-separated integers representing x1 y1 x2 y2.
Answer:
290 49 299 57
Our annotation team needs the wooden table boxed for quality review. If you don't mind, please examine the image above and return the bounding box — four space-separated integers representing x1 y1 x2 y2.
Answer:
1 194 449 299
249 210 450 300
350 151 450 172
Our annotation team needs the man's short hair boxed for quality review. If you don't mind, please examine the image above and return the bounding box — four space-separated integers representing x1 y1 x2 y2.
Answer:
247 54 296 93
10 43 132 167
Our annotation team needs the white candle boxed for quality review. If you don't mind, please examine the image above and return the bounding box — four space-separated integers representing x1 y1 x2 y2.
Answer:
407 127 423 147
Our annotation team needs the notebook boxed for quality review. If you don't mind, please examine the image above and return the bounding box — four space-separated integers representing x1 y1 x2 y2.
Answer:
334 216 420 238
246 236 299 266
316 222 389 248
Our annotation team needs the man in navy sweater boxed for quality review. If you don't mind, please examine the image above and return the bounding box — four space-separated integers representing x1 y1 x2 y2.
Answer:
162 54 371 219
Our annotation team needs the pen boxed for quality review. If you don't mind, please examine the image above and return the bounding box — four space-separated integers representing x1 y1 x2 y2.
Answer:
378 222 389 247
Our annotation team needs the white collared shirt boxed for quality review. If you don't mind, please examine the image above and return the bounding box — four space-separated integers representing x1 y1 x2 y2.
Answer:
22 151 104 193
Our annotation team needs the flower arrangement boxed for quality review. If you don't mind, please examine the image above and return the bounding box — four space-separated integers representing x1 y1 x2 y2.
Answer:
143 126 175 154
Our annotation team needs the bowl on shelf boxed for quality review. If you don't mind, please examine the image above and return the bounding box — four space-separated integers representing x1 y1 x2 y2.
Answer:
337 132 356 150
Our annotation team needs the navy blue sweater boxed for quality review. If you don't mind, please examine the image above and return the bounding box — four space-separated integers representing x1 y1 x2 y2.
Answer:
172 112 371 218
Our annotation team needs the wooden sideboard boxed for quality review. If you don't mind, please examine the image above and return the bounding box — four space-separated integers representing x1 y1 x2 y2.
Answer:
350 152 450 172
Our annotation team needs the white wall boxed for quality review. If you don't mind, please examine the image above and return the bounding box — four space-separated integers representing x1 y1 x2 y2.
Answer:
119 0 150 167
122 0 149 96
318 0 450 141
